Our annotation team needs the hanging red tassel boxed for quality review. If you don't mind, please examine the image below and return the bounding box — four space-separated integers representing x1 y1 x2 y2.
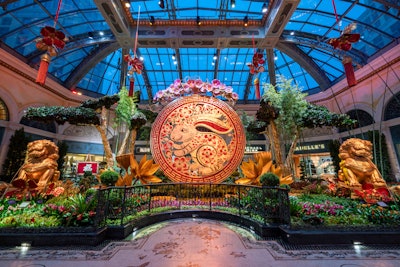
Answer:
36 54 51 85
342 56 357 87
254 77 260 99
129 77 135 97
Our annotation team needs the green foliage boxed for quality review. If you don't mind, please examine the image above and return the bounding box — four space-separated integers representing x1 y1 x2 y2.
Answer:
260 76 356 135
366 130 393 181
327 140 341 175
140 109 158 123
130 110 147 130
240 111 261 140
100 170 119 186
80 94 119 110
261 76 308 138
301 104 356 128
1 128 31 182
259 172 280 187
138 126 151 141
24 106 100 125
57 141 68 178
114 88 135 128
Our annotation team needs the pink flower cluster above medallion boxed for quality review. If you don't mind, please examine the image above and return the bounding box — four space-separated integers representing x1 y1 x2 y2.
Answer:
153 78 239 104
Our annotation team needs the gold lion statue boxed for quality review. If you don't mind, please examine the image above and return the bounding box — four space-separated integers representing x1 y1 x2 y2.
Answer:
17 140 60 192
338 138 387 188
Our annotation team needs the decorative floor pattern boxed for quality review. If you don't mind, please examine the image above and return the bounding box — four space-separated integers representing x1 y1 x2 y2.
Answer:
0 219 400 267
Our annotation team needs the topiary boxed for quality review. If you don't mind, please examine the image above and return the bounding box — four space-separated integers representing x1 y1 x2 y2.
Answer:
100 169 119 186
259 172 280 187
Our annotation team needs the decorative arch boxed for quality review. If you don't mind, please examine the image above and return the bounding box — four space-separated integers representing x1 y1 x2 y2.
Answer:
0 98 9 121
338 109 374 133
384 92 400 121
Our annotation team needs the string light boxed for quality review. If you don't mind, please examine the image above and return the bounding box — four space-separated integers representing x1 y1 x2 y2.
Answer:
149 16 155 25
243 16 248 27
262 3 268 13
196 16 202 26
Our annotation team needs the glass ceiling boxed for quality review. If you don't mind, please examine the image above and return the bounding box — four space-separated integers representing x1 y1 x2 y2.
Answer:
0 0 399 104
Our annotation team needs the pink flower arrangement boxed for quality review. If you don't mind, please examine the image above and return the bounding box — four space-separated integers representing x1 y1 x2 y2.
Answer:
153 78 239 104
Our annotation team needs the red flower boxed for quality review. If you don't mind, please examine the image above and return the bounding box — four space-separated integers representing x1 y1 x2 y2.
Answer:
77 214 83 221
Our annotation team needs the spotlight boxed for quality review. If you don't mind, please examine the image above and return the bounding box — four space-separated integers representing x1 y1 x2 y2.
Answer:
262 3 268 13
88 32 94 39
213 54 217 60
172 54 176 60
243 16 248 27
149 16 155 25
196 16 202 26
124 1 131 8
158 0 165 9
231 0 235 8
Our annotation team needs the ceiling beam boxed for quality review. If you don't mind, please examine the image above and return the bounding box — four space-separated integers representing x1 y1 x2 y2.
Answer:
65 42 120 89
275 42 332 90
266 48 276 86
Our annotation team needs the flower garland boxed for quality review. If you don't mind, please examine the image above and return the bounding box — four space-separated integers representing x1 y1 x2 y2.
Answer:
153 78 239 105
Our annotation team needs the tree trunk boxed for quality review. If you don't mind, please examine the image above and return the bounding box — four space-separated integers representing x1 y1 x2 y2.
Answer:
284 130 299 177
128 129 137 156
95 106 114 168
268 120 283 167
117 130 130 156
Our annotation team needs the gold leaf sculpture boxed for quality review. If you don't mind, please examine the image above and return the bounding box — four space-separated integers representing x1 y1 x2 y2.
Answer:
235 151 293 186
129 154 161 185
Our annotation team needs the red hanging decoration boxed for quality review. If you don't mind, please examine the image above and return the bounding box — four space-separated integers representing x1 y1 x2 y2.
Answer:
129 77 135 97
35 0 66 85
254 77 260 100
36 54 51 85
342 56 357 87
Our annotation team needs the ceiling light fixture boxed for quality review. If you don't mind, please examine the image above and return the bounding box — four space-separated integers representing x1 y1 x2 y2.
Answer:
149 16 155 25
172 54 176 60
262 3 268 13
231 0 236 8
158 0 165 9
88 31 94 39
243 16 249 27
213 54 218 60
125 1 131 8
196 16 202 26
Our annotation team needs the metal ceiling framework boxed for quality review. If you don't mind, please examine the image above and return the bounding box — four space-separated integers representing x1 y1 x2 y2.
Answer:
90 0 344 100
1 0 396 102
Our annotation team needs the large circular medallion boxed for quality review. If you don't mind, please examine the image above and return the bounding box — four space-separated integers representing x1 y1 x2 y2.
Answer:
150 94 246 183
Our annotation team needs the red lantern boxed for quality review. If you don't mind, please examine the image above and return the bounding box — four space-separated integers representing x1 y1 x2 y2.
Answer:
129 77 135 97
36 54 51 85
254 77 260 99
342 56 357 87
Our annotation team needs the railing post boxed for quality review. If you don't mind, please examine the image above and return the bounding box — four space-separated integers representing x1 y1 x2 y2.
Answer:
120 186 127 226
238 185 241 217
209 182 212 210
148 185 152 212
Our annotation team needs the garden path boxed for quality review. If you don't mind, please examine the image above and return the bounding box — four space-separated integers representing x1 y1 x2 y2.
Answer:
0 218 399 267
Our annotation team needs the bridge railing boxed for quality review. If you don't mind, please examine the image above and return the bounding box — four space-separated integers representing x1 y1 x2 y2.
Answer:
94 183 290 227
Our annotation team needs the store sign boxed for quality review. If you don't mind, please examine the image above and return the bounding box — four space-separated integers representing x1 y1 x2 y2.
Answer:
76 162 99 174
294 141 329 154
245 145 266 153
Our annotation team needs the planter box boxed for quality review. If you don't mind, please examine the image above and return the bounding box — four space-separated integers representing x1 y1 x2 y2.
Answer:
0 227 107 246
280 226 400 245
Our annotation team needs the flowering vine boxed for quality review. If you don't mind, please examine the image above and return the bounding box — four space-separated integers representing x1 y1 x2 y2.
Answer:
153 78 239 105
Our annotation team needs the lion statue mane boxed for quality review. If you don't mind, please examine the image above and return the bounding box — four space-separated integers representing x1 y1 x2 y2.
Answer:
17 139 60 191
338 138 387 188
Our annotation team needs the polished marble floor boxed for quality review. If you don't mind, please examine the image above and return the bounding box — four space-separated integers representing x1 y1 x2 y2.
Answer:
0 219 399 267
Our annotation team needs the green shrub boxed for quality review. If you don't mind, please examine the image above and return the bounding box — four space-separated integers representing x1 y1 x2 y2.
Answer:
259 172 280 187
100 170 119 186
